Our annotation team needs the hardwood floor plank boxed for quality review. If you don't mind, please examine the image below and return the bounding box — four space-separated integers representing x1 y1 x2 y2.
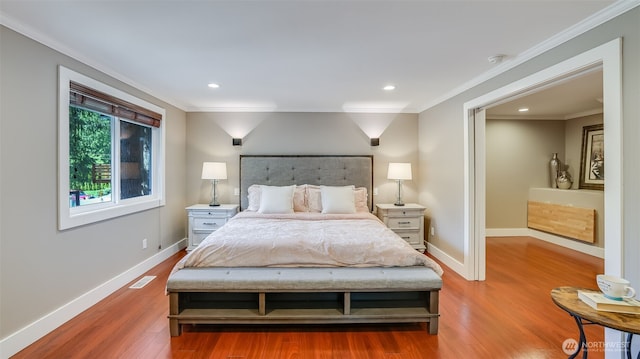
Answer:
12 236 605 358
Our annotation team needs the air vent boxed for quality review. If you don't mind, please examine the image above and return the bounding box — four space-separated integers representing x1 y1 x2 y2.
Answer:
129 275 156 289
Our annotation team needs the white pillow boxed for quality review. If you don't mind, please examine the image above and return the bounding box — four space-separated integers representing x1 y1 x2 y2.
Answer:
248 184 307 212
258 185 295 214
320 185 356 214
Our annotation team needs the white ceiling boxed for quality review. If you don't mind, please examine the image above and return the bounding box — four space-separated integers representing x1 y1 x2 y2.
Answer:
0 1 623 115
487 68 604 120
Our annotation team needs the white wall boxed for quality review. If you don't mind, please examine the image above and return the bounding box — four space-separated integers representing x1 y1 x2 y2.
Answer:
185 112 420 207
0 26 187 349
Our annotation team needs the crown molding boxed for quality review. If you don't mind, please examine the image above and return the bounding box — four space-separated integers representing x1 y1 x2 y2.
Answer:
565 107 604 120
486 114 564 121
0 11 189 112
486 107 603 121
418 0 640 113
3 1 637 115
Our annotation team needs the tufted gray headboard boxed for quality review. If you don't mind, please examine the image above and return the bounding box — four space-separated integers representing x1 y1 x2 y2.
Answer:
239 155 374 211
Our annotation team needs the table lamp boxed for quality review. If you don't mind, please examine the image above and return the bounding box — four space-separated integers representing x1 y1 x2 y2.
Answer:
201 162 227 206
387 162 412 206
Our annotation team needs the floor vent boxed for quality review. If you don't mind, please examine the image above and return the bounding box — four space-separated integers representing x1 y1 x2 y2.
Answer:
129 275 156 289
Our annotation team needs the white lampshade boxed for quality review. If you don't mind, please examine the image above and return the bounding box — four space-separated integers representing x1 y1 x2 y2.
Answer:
201 162 227 180
387 163 412 180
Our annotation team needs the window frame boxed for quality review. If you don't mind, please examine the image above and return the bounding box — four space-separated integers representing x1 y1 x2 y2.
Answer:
58 66 166 230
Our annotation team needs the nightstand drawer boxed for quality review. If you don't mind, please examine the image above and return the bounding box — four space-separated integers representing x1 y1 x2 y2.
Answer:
393 231 421 245
191 231 211 248
189 209 225 217
387 217 421 229
193 217 226 231
388 209 425 218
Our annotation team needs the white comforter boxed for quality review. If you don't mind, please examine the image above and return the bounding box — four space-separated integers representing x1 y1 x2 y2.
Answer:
174 211 443 276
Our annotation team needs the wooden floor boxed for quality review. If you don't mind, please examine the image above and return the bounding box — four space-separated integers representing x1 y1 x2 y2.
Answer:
13 236 604 359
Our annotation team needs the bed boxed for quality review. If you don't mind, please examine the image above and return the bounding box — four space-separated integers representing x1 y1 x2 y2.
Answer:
167 155 443 336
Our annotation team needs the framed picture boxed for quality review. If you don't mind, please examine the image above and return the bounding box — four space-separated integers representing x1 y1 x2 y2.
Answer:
579 124 604 190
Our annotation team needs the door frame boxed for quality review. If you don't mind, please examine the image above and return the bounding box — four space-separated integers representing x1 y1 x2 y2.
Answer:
462 38 623 281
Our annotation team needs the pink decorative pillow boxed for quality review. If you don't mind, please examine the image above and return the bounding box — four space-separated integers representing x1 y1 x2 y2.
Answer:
306 185 322 213
293 185 307 212
247 185 260 211
354 187 369 213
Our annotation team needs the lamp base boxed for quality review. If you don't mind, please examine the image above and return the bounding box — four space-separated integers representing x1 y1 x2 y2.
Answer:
394 180 405 206
208 179 222 207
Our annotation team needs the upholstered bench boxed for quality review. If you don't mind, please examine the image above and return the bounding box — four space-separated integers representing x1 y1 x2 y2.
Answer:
167 267 442 336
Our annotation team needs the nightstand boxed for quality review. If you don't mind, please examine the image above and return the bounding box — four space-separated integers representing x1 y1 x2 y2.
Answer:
376 203 426 251
185 204 239 251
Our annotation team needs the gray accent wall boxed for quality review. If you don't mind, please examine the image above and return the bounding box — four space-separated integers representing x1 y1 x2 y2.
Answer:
485 119 566 228
185 112 420 207
0 26 187 339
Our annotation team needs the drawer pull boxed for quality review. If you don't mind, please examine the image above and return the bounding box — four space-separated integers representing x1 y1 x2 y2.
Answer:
202 222 219 226
401 236 411 239
398 221 411 225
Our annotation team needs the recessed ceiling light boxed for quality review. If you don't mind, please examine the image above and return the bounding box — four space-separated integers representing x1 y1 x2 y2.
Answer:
208 83 220 88
383 85 396 91
518 107 529 112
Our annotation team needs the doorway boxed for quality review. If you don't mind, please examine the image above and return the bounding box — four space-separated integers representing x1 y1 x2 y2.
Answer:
463 38 622 281
484 68 604 256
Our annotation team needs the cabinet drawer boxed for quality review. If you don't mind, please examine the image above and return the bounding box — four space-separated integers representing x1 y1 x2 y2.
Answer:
193 217 226 231
393 231 421 245
387 217 421 229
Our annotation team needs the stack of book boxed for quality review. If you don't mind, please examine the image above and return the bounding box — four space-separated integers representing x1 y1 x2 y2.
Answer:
578 290 640 315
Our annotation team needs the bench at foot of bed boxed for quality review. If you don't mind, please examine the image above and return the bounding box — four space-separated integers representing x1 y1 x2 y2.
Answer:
166 267 442 336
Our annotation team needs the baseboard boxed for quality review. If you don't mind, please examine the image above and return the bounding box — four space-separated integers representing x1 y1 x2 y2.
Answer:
426 242 467 279
486 228 604 258
0 238 188 359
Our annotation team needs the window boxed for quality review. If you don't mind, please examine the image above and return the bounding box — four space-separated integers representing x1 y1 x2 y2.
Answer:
59 66 165 230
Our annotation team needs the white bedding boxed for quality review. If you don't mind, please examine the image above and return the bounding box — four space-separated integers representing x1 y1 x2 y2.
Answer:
174 211 443 276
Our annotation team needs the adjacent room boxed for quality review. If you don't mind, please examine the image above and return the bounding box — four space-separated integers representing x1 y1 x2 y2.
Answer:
1 1 639 358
